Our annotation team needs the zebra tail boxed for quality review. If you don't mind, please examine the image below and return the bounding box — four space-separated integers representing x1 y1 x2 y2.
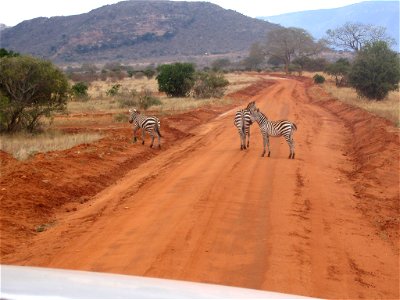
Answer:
292 123 297 131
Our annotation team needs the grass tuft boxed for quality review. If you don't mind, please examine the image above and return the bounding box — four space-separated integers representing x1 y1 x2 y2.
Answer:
1 131 103 160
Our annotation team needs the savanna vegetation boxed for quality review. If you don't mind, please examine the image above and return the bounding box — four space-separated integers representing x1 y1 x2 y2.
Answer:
1 19 399 159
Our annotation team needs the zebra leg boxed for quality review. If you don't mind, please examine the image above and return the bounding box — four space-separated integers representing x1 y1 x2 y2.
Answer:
240 131 245 150
266 135 271 157
142 129 145 145
286 136 295 159
150 133 154 148
261 135 267 157
291 138 295 159
246 128 250 148
132 125 139 143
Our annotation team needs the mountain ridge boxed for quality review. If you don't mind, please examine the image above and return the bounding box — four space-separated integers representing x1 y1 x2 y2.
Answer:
259 1 399 50
1 1 280 64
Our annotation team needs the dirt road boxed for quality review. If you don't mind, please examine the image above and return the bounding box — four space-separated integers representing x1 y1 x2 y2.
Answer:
4 76 399 299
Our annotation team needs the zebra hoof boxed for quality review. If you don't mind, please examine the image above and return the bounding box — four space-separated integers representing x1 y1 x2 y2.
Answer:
150 145 153 148
268 152 271 157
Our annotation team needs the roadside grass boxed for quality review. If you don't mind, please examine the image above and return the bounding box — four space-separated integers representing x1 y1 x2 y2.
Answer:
66 72 255 115
0 131 103 160
304 72 400 127
1 72 258 160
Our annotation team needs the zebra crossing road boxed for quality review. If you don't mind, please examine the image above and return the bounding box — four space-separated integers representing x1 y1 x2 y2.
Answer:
11 76 399 299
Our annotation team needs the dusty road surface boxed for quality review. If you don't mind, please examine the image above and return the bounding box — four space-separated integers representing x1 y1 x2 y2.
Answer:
2 76 399 299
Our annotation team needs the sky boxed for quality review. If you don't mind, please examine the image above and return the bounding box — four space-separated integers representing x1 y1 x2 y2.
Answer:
0 0 389 27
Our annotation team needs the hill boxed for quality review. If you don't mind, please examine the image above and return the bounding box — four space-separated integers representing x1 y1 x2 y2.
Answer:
259 1 399 51
1 0 280 64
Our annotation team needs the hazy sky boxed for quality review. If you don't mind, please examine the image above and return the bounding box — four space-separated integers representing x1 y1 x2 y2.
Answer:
0 0 386 27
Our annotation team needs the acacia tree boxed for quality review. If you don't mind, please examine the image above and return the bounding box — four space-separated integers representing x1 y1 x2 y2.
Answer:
0 55 69 132
325 58 351 87
348 41 400 100
243 42 265 70
325 22 395 52
265 27 324 73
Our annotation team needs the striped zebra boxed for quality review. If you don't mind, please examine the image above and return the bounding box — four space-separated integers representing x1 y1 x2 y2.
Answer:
234 101 256 150
128 109 162 148
249 107 297 159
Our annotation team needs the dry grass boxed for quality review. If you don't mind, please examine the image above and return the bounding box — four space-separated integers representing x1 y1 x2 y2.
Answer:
0 131 103 160
66 72 256 115
304 72 400 127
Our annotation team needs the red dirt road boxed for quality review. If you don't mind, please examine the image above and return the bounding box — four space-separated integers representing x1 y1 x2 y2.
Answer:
1 76 399 299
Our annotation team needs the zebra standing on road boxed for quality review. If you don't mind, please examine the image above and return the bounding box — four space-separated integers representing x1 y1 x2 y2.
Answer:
234 101 256 150
249 107 297 159
128 109 162 149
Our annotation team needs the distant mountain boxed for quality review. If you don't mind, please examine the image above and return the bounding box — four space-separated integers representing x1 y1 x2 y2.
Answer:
259 1 399 51
0 23 7 31
1 0 280 64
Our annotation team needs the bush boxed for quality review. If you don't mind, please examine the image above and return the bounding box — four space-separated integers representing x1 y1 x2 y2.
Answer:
313 74 326 84
325 58 350 87
156 63 195 97
193 72 229 98
71 82 89 100
349 41 400 100
0 55 69 133
113 113 129 123
137 89 162 111
106 84 122 97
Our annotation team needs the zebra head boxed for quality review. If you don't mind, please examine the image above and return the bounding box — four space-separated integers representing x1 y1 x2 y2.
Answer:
249 108 263 123
246 101 257 114
128 108 140 124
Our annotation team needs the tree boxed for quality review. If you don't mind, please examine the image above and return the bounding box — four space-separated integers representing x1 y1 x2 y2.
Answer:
0 48 19 58
325 22 395 52
243 42 265 71
71 82 89 99
0 55 69 133
211 58 231 71
192 72 229 99
325 58 351 87
156 63 195 97
265 27 324 73
348 41 400 100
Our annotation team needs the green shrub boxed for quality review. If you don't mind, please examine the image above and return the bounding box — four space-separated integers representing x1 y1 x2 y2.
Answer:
137 89 162 111
106 84 122 97
313 74 326 84
71 82 89 100
0 55 69 133
156 63 195 97
349 41 400 100
193 72 229 98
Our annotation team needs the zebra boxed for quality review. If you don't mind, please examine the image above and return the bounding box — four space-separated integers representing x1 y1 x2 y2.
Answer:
249 107 297 159
234 101 256 150
128 109 162 148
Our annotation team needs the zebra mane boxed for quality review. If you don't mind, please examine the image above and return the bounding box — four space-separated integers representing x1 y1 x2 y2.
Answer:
256 108 268 121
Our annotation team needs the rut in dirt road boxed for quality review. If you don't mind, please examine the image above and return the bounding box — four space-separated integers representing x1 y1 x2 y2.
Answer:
7 76 399 299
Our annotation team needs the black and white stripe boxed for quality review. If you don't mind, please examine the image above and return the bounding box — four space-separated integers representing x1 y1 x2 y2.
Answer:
234 101 256 150
128 109 162 148
249 108 297 159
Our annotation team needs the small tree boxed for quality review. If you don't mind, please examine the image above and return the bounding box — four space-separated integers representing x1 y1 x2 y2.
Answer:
243 42 265 71
156 63 195 97
325 58 351 87
193 72 229 98
348 41 400 100
0 55 69 133
71 82 89 99
265 27 324 73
